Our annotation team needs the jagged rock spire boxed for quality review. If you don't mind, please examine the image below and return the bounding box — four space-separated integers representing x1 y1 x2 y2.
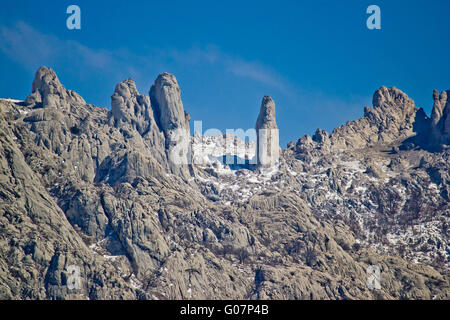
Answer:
370 86 416 118
32 66 63 95
25 66 85 108
430 89 450 144
150 73 190 135
149 72 190 176
111 78 152 135
431 90 446 126
445 102 450 139
256 95 279 167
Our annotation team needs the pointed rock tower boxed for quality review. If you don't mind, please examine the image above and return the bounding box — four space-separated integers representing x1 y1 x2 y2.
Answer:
111 78 152 135
256 96 279 167
149 73 191 177
25 66 85 109
430 89 450 144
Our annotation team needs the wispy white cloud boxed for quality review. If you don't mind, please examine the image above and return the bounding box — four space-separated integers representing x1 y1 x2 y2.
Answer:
168 45 291 93
0 22 290 94
0 22 54 71
0 21 116 73
0 21 372 142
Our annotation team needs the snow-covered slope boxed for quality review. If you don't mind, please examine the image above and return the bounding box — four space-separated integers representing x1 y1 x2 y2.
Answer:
193 133 449 272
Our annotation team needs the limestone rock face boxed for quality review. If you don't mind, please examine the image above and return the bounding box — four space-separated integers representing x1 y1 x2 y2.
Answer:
298 86 420 151
256 96 279 167
25 66 85 109
312 129 330 145
110 78 168 178
150 73 190 176
430 89 450 144
292 86 450 153
1 66 449 300
111 78 152 136
445 105 450 138
0 99 136 300
431 90 446 126
366 86 418 135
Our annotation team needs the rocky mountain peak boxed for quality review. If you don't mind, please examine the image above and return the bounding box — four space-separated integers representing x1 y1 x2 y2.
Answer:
111 78 152 135
154 72 180 89
256 95 279 167
150 73 188 134
1 66 449 300
256 95 277 129
298 86 419 150
430 89 450 144
291 85 450 153
114 78 139 97
31 66 62 94
365 86 416 131
25 66 85 108
312 128 330 144
149 72 190 177
371 86 415 111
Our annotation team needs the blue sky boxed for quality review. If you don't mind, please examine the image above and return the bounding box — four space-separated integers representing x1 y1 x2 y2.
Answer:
1 0 450 146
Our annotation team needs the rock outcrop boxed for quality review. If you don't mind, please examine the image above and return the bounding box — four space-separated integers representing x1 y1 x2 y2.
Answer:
329 86 419 149
25 66 85 109
0 67 449 300
109 78 168 177
293 86 450 152
430 89 450 145
111 78 152 136
256 96 279 167
149 73 190 177
0 98 137 300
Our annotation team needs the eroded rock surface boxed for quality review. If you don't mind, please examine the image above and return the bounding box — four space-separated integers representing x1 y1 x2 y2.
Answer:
431 89 450 144
256 96 279 167
150 73 190 178
0 67 448 300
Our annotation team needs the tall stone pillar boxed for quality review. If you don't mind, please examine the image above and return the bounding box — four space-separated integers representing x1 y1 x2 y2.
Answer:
256 96 279 167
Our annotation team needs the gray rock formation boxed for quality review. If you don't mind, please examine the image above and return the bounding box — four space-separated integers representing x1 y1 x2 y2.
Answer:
256 96 279 167
312 128 330 144
431 90 446 126
294 86 450 152
25 66 85 109
445 106 450 138
0 66 449 300
331 86 418 149
109 79 172 182
0 99 137 299
111 78 152 136
430 89 450 145
150 73 190 177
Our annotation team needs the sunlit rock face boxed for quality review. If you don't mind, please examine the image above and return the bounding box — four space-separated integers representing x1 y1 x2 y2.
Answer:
431 89 450 144
150 72 190 178
25 66 85 109
0 66 449 300
256 95 279 167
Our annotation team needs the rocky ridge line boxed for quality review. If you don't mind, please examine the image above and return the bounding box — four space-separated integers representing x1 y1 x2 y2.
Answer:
0 66 448 300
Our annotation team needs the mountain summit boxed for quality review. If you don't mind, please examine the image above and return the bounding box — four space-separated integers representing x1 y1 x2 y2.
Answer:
0 66 448 300
256 95 279 167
